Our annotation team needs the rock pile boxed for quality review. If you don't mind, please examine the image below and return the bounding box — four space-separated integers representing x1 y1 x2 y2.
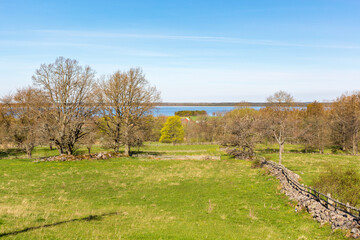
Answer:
34 152 221 163
263 159 360 238
139 154 221 160
34 152 124 162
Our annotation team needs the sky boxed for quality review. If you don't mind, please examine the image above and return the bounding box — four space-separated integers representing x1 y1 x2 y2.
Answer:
0 0 359 102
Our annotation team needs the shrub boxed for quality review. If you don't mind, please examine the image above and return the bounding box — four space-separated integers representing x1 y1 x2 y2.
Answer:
313 166 360 206
226 148 254 160
251 157 264 168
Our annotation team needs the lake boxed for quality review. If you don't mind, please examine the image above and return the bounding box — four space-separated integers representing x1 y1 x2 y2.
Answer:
152 106 264 116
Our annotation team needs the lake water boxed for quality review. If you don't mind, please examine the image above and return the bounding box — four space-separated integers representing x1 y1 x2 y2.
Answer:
152 106 264 116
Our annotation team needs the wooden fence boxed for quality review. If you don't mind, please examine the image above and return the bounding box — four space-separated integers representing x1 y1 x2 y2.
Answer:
264 159 360 219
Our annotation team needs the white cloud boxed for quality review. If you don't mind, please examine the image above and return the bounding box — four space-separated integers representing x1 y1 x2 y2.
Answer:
32 29 360 50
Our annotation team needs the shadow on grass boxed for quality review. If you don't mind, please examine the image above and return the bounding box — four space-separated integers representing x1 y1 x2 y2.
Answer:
257 148 320 154
0 148 24 159
0 212 120 238
131 151 163 156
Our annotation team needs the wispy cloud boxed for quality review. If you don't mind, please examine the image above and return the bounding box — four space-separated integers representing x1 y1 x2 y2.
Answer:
34 29 360 50
0 40 176 57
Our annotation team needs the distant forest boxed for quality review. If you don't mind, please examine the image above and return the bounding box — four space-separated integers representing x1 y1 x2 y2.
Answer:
157 102 329 107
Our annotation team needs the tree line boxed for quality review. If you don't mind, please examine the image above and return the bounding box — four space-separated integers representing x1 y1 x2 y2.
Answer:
183 90 360 163
0 57 160 157
0 57 359 162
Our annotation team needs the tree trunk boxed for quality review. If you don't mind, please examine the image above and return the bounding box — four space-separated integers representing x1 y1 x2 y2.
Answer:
57 144 64 155
342 126 347 151
279 142 284 164
87 147 91 154
124 144 131 156
67 139 77 155
113 140 120 153
352 132 358 155
66 144 73 155
26 147 32 158
319 138 324 154
49 143 53 151
123 125 131 156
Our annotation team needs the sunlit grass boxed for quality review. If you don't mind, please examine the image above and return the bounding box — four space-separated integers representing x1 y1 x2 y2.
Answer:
0 157 346 239
0 142 355 238
263 152 360 185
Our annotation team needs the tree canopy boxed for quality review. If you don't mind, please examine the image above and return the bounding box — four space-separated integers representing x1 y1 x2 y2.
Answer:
159 116 185 144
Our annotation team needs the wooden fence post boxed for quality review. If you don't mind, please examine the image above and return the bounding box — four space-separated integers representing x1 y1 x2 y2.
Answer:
267 160 360 219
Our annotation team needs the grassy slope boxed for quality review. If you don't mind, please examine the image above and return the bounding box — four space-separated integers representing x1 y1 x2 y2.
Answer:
261 147 360 186
0 156 346 239
215 142 359 188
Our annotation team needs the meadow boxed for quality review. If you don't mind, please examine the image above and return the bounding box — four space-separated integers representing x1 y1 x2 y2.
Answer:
259 144 360 185
0 143 353 239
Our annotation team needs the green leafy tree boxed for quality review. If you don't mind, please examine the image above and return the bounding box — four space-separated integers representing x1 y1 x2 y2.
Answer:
159 116 185 144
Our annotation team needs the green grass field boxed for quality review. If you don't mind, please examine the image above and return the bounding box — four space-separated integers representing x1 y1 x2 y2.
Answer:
0 143 352 239
262 151 360 186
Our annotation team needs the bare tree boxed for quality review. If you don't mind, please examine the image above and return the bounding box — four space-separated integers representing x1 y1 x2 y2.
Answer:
79 120 99 154
142 115 167 142
32 57 96 155
10 87 46 157
261 91 298 164
221 108 259 159
0 96 13 148
0 105 4 146
300 101 330 154
95 68 161 156
0 88 44 157
184 116 221 143
330 92 360 154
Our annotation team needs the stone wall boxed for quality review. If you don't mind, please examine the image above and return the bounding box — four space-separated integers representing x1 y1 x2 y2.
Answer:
262 159 360 238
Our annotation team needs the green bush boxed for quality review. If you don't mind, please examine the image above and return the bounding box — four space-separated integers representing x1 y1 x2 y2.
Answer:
313 166 360 207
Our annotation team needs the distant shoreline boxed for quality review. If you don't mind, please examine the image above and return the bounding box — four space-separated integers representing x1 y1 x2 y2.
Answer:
157 102 331 107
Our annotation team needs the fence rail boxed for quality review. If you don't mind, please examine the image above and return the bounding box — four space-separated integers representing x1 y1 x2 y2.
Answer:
264 159 360 219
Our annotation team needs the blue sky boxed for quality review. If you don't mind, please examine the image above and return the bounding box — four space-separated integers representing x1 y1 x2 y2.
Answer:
0 0 359 102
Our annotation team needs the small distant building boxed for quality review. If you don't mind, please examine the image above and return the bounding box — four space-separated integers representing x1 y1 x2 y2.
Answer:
181 117 190 124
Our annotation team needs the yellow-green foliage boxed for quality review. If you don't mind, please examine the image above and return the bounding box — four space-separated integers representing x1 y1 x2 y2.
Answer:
159 116 185 144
